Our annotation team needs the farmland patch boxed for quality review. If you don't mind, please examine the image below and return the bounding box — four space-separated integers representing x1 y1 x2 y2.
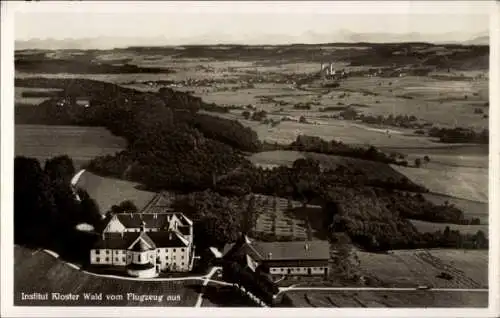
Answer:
356 249 488 289
392 164 488 203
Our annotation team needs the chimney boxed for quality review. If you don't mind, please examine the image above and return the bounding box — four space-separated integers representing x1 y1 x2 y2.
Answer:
267 252 272 260
169 232 173 241
304 243 309 251
141 221 146 232
154 213 157 219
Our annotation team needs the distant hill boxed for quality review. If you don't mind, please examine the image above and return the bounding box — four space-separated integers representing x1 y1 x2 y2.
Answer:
15 31 489 50
463 36 489 45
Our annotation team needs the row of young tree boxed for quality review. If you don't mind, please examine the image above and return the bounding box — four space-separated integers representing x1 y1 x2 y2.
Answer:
14 155 101 263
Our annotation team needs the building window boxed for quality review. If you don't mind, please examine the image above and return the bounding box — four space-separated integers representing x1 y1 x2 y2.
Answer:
181 248 185 252
95 250 100 254
165 256 168 260
181 256 184 259
173 249 176 252
181 262 184 266
122 257 126 262
96 257 100 262
105 257 109 262
106 250 110 255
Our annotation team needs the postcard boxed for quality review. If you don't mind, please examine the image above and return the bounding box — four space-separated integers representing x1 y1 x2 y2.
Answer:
1 1 498 317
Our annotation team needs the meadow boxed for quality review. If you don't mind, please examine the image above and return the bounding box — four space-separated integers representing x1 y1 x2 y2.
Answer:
15 125 126 169
408 219 488 236
356 249 488 289
392 163 488 203
423 193 488 225
74 171 156 216
283 289 488 308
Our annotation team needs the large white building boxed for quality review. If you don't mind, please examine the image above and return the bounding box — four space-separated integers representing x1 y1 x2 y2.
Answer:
89 193 194 278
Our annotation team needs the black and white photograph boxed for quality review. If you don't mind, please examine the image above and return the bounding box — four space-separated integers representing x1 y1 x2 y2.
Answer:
1 1 498 317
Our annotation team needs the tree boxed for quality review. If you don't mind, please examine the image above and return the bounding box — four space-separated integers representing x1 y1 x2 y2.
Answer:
414 158 422 168
118 200 138 213
44 155 76 185
14 156 57 246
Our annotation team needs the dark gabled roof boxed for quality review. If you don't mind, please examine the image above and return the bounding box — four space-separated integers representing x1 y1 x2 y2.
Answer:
223 236 330 262
223 236 263 261
115 213 169 229
93 232 140 249
94 229 189 250
178 225 191 236
253 241 330 261
110 212 190 229
147 231 189 248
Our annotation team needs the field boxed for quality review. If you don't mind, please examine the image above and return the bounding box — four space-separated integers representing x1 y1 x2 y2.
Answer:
74 171 156 215
283 289 488 308
14 246 200 306
15 125 126 169
15 87 63 106
356 249 488 289
392 164 488 203
249 150 412 182
423 193 488 225
408 220 487 236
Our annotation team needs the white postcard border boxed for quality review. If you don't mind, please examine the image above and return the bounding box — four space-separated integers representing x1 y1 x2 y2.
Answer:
1 1 499 317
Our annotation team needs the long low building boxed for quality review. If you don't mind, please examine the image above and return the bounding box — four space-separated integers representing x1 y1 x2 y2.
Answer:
223 236 330 276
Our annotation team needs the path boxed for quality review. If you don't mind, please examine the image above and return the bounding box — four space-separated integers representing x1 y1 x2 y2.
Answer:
195 267 219 307
278 286 488 293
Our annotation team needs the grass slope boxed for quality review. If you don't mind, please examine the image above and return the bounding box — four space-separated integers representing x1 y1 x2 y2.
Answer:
14 246 199 306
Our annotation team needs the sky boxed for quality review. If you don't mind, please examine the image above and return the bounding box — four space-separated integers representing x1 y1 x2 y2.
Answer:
11 1 492 44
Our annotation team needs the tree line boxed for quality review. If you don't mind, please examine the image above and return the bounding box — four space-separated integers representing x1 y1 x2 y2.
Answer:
15 155 101 263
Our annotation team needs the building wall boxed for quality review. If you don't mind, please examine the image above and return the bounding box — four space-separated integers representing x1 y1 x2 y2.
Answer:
269 266 328 276
156 245 191 272
90 249 114 265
